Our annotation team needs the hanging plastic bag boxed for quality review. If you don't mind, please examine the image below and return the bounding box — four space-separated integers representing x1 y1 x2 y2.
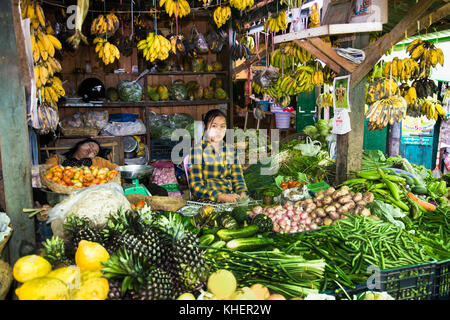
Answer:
331 108 352 135
193 26 209 54
294 136 322 156
255 66 279 88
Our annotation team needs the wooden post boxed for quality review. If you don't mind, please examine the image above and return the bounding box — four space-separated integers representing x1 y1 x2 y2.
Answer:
0 0 35 264
335 34 369 184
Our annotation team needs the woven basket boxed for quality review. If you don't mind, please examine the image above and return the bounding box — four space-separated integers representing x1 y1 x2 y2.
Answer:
0 225 12 257
39 164 121 194
0 260 13 300
126 194 186 212
61 126 99 137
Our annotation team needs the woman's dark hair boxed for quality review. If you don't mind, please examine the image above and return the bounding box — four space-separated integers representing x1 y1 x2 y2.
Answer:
203 109 227 128
64 138 102 159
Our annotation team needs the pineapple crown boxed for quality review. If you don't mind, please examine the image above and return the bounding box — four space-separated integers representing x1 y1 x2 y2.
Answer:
101 248 157 295
156 213 187 242
63 215 92 234
41 235 68 266
106 207 158 237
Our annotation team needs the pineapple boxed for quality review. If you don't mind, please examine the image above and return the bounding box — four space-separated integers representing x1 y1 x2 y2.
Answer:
102 249 175 300
63 215 104 256
41 236 73 267
156 213 209 292
107 280 126 300
104 210 169 268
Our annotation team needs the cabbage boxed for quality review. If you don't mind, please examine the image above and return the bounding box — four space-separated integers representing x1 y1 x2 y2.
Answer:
303 125 318 136
316 120 329 131
320 128 330 137
173 113 194 129
117 80 143 102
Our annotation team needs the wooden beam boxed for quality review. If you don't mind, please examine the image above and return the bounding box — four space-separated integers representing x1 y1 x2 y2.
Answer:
350 0 436 87
0 0 35 264
308 37 358 73
232 48 268 76
294 40 342 74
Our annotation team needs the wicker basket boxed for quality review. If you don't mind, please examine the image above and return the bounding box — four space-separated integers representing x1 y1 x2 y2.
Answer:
126 194 186 212
0 260 13 300
39 164 121 194
0 225 12 257
61 126 99 137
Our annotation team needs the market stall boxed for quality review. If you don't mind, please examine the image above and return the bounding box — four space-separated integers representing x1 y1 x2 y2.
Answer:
0 0 449 303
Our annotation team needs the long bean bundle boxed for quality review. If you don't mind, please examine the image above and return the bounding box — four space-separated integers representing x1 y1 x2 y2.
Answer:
271 215 433 291
204 248 325 298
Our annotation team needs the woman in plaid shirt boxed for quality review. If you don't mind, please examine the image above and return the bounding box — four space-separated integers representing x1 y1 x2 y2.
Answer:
188 109 247 203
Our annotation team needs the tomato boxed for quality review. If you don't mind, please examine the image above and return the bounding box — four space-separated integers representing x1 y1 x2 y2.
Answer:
92 168 99 178
131 204 136 210
92 178 100 185
97 173 107 180
108 170 118 179
99 179 107 185
73 182 83 188
63 176 72 184
64 169 74 179
136 200 146 209
82 182 91 187
288 180 296 188
53 171 63 179
281 182 288 189
84 172 94 182
90 166 99 171
45 173 53 180
51 176 60 183
294 181 302 188
59 181 66 186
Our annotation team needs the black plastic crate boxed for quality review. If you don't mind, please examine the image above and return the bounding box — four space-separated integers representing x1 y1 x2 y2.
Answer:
323 261 436 300
150 139 180 160
434 259 450 300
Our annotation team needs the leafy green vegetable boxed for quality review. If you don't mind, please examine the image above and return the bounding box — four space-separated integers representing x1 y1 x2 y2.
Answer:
368 200 406 229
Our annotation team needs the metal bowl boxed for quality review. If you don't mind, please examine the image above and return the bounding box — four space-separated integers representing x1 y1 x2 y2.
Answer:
115 165 154 180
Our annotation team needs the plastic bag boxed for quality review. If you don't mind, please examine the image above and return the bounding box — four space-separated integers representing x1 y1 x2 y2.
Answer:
151 161 182 198
254 66 279 88
100 119 146 136
61 113 83 128
47 183 131 237
294 136 322 156
193 26 209 54
82 110 109 129
117 80 143 102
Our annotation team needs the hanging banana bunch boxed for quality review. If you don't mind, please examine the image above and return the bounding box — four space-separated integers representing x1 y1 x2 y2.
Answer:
21 0 65 110
137 33 172 62
383 57 420 82
159 0 191 18
66 0 89 49
169 34 186 56
407 39 445 78
91 13 120 38
366 96 408 131
316 92 333 109
280 42 313 64
279 0 304 8
420 98 446 121
229 0 254 11
213 6 231 29
264 11 288 33
94 37 120 65
311 69 324 87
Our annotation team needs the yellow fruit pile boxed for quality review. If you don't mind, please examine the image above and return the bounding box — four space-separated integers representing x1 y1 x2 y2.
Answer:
312 70 324 87
90 13 120 38
159 0 191 18
21 0 65 108
213 6 231 29
264 11 288 33
13 241 110 300
94 37 120 65
137 33 172 62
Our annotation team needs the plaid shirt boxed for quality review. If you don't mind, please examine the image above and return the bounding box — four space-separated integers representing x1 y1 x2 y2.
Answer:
188 140 247 201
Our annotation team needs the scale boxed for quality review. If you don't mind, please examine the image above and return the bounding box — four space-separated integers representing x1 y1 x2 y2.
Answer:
116 165 154 196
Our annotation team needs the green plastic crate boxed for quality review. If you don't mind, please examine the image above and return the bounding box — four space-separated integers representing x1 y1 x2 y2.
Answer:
434 259 450 300
324 261 436 300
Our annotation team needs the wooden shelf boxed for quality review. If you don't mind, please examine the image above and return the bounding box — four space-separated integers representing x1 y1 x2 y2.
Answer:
60 99 230 108
62 71 228 76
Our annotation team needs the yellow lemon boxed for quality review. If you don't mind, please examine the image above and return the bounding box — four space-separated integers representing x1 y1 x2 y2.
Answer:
207 269 237 299
75 240 110 271
15 277 69 300
71 277 109 300
177 293 196 300
80 270 103 283
46 265 81 294
13 255 52 283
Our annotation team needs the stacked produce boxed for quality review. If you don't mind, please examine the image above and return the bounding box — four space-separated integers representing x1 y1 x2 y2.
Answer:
137 33 172 62
90 13 120 38
302 119 333 148
160 0 191 18
21 1 65 108
94 38 120 65
264 11 288 33
272 215 433 292
43 165 118 188
13 240 110 300
213 6 231 29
